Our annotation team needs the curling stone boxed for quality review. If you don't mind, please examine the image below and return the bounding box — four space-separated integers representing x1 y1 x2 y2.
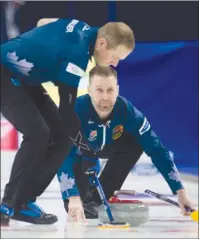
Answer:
98 196 149 227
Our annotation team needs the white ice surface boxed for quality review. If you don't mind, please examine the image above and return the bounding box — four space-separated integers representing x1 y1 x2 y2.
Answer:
1 151 198 238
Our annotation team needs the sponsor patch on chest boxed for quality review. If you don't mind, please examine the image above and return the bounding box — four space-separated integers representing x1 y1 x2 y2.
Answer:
112 125 124 140
88 130 97 141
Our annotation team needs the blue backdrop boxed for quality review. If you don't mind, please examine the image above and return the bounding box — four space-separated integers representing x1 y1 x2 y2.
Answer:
118 41 198 175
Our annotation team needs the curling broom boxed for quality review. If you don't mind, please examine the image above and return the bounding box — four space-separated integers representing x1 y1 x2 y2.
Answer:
86 167 130 228
145 189 198 222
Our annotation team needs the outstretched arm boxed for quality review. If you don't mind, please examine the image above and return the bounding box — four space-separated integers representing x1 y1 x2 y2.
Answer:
127 103 195 215
57 146 86 222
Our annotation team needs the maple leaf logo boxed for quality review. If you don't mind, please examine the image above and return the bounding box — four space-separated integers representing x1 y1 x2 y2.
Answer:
59 172 75 197
168 166 181 182
7 51 34 76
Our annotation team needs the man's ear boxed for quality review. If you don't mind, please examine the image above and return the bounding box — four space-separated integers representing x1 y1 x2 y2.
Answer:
95 37 107 50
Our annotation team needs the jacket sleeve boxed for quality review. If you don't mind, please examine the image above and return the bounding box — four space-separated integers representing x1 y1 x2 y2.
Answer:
57 146 81 200
126 102 184 194
56 52 88 125
56 58 95 158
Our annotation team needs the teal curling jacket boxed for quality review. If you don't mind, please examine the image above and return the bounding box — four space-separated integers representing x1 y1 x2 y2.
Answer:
1 19 98 87
57 94 184 200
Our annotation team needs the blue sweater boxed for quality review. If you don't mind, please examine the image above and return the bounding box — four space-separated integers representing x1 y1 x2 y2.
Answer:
57 94 184 199
1 19 98 87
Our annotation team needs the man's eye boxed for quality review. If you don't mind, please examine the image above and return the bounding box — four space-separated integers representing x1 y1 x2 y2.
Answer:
97 89 102 92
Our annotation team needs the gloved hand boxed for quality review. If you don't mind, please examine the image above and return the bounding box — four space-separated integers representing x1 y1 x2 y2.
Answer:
68 196 86 222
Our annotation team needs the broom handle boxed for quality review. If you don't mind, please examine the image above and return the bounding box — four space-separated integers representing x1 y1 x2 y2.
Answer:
145 189 194 212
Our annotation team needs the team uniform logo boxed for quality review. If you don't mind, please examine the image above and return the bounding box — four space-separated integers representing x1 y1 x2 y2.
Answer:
82 25 90 31
66 62 85 77
6 52 34 76
168 166 181 182
112 125 124 140
59 172 75 197
88 119 94 124
88 130 97 141
69 131 90 152
139 117 151 135
66 19 79 33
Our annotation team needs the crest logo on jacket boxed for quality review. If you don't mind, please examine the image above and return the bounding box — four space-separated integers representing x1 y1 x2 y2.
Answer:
112 125 124 140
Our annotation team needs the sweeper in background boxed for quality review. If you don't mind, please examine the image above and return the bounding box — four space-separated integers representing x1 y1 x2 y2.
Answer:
0 18 135 226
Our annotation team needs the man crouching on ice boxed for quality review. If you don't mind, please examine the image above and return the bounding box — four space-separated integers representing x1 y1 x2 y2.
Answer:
57 66 195 222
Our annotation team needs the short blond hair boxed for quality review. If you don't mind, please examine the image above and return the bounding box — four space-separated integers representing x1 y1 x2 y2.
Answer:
89 66 117 84
98 22 135 50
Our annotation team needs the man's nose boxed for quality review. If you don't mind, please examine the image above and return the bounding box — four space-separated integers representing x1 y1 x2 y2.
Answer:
102 93 108 100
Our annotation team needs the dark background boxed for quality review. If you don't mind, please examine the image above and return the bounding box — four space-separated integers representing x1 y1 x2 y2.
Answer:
15 1 199 42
